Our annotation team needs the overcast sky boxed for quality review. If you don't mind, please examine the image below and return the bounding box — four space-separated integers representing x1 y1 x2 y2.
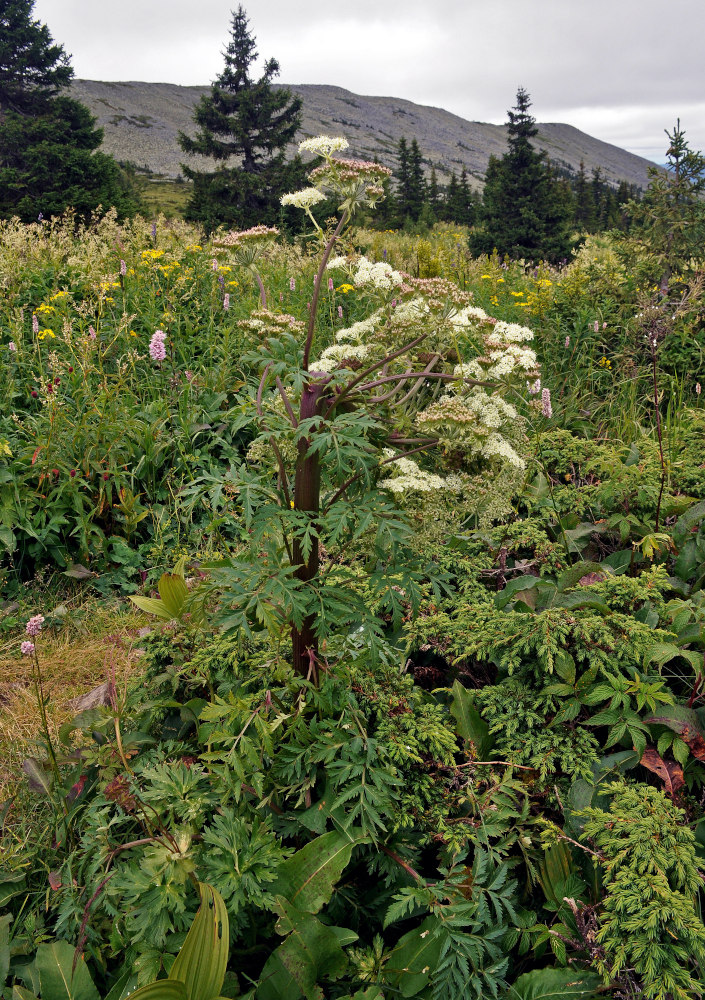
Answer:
34 0 705 163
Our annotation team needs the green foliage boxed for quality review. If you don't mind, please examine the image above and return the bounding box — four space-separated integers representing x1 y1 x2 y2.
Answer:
581 782 705 999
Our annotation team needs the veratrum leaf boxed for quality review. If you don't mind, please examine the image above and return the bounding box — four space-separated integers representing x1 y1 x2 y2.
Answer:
269 831 360 915
449 680 491 758
384 915 442 998
34 941 99 1000
123 982 187 1000
506 966 601 999
169 883 229 1000
256 898 348 1000
129 596 175 621
158 573 189 618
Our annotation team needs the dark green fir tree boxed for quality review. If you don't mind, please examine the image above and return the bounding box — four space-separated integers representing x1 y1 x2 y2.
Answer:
469 87 572 262
179 5 304 233
627 120 705 288
0 0 141 221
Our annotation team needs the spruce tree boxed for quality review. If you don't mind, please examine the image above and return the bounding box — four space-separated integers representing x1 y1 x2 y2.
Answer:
427 166 441 220
0 0 140 221
179 6 304 232
469 87 572 262
394 136 412 225
627 120 705 287
407 138 426 220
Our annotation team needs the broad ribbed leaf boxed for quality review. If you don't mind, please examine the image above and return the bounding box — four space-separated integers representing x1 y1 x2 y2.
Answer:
124 982 187 1000
34 941 99 1000
384 916 442 997
158 573 189 618
270 831 359 914
506 966 601 998
170 883 228 1000
129 596 175 620
256 898 348 1000
450 680 491 758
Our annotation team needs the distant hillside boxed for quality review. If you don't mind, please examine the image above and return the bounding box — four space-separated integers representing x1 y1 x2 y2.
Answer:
70 80 657 191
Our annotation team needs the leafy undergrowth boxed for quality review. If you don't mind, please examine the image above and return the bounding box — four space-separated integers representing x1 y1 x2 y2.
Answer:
2 174 705 999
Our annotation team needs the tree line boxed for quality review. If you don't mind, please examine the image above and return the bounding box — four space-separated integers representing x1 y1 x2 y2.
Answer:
2 2 702 270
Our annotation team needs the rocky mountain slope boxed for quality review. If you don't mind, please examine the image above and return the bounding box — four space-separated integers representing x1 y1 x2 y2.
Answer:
70 80 657 191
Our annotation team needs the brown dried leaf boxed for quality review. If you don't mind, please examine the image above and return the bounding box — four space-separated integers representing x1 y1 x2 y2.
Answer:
641 746 685 796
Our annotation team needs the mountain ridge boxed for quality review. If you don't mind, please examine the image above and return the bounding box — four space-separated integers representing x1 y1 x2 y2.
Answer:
69 79 657 191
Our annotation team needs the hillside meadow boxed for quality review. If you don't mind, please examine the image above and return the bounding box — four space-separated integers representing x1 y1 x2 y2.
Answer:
1 191 705 1000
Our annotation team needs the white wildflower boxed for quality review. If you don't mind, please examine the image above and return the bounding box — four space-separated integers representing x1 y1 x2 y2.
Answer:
353 256 403 291
298 135 349 157
280 187 326 210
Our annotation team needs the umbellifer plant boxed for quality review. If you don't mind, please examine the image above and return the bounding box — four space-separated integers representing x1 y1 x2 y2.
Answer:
206 135 542 678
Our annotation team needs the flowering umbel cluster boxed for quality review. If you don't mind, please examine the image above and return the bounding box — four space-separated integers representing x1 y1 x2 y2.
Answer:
281 135 392 223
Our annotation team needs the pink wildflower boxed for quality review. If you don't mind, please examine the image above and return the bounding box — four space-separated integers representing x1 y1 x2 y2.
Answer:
541 387 553 418
120 259 126 276
593 320 599 333
564 336 570 348
21 641 35 656
290 277 296 291
88 326 97 340
697 383 702 395
223 293 230 311
26 614 45 636
338 305 343 318
149 329 167 362
8 341 16 352
328 277 334 292
32 314 39 334
528 378 541 395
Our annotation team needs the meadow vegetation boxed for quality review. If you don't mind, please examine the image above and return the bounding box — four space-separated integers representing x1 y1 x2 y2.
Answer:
1 128 705 1000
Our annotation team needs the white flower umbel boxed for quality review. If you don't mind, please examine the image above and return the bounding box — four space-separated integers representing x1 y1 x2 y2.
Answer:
299 135 349 157
313 342 372 373
378 452 448 494
280 187 326 210
353 256 404 292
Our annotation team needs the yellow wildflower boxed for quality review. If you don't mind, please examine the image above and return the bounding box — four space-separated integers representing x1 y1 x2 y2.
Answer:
37 329 56 340
336 284 355 293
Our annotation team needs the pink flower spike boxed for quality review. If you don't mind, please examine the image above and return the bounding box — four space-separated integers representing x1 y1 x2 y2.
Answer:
564 336 570 348
21 641 35 656
328 277 334 292
541 387 553 418
290 278 296 291
338 305 343 318
32 314 39 334
223 293 230 311
8 341 16 352
149 329 167 362
120 259 126 276
593 320 599 333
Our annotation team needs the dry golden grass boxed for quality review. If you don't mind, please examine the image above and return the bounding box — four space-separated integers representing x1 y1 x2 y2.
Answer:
0 603 147 800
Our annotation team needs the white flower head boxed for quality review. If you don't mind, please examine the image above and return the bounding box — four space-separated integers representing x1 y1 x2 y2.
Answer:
298 135 349 157
280 187 326 210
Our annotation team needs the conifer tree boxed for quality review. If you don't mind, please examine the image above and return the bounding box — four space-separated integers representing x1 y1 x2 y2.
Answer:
407 138 426 220
179 6 304 232
469 87 572 262
0 0 141 221
627 120 705 287
427 166 441 219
